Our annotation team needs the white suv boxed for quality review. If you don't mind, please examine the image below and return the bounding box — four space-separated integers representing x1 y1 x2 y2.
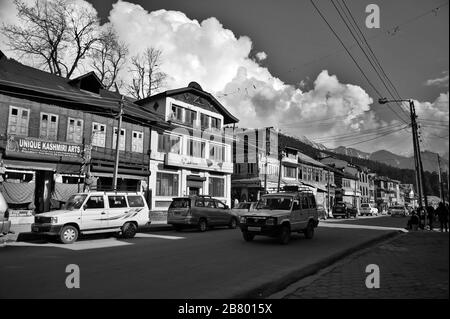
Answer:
32 191 150 244
360 203 378 216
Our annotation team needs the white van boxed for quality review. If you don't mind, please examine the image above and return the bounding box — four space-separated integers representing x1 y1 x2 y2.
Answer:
31 191 150 244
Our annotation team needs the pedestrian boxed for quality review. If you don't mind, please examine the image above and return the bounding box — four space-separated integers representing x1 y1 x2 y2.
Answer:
407 210 419 231
436 202 448 232
234 197 239 208
426 205 435 230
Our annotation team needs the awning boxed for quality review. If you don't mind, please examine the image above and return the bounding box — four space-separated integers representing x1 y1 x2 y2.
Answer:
56 163 82 174
3 159 57 171
91 171 146 180
187 180 204 188
301 182 328 192
231 178 262 187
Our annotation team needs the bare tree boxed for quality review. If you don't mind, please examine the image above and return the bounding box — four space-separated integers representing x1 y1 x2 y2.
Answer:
90 26 128 90
1 0 100 78
127 48 167 99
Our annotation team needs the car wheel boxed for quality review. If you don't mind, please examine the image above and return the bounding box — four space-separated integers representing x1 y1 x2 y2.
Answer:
229 217 238 229
59 225 78 244
278 224 291 245
198 219 207 232
304 222 314 239
242 231 255 242
122 222 137 238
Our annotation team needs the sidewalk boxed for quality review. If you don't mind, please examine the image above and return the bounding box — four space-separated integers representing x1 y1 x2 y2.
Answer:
278 231 449 299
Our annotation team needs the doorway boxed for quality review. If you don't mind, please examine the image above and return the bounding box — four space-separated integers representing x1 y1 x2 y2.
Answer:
189 187 200 196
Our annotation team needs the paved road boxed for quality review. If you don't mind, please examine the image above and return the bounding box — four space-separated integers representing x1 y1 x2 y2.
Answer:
0 219 400 299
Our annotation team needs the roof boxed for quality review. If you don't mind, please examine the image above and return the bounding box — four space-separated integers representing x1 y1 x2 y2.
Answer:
0 53 169 128
135 83 239 124
297 152 328 168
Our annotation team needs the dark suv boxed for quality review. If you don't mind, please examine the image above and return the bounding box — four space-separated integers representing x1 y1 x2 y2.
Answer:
332 202 358 218
167 195 238 232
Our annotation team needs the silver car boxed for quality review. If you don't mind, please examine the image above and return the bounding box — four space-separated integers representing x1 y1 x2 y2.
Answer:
231 202 257 218
389 205 407 217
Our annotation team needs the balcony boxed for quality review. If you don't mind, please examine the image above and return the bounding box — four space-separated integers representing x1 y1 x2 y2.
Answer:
165 153 233 173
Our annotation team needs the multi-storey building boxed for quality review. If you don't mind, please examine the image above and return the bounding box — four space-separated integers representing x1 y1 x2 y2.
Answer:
368 173 377 204
374 176 390 213
231 129 335 211
232 127 279 202
0 52 167 214
135 82 238 214
357 166 370 204
319 157 360 211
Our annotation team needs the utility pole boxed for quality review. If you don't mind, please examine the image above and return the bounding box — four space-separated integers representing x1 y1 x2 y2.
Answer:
437 154 444 202
277 151 283 192
113 94 124 191
327 168 331 215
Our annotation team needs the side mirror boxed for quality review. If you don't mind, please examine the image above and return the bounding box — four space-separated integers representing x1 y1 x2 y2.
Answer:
82 204 87 210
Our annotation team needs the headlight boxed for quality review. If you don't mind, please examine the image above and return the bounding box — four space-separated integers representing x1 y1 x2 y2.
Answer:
266 217 276 226
51 217 58 224
240 216 246 224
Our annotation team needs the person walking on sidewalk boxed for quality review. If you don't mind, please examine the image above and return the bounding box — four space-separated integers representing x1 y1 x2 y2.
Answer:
426 205 435 230
436 202 448 232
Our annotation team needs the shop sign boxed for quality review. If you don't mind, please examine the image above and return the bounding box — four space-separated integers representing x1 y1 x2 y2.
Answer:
6 135 83 158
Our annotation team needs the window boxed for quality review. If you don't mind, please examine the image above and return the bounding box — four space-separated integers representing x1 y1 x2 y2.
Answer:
209 144 224 162
127 195 145 207
158 133 181 154
209 177 224 197
343 180 351 188
185 109 197 126
156 172 179 196
85 196 104 209
40 112 58 140
112 127 126 151
171 104 184 122
301 197 309 209
210 117 221 129
92 122 106 147
283 166 296 178
8 106 29 136
307 168 312 181
67 118 83 143
195 199 205 207
132 131 144 153
187 138 205 158
298 166 303 180
200 114 210 129
204 199 216 208
216 201 226 209
108 195 127 208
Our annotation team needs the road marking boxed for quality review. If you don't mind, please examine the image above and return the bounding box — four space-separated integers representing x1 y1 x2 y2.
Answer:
135 233 185 240
319 223 408 233
6 238 133 250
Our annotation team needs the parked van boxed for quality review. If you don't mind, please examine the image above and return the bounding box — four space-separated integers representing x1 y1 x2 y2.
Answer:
239 191 319 244
31 191 150 244
0 191 11 235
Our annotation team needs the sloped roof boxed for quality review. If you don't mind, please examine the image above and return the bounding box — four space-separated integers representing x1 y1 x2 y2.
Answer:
0 53 168 128
135 83 239 124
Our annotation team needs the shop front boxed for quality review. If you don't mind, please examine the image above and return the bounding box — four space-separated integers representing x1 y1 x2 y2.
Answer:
0 135 85 215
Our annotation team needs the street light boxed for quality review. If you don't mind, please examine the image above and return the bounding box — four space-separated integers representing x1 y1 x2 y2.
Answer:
378 97 429 222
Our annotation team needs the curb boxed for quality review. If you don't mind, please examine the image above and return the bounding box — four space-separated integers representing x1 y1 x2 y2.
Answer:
231 230 402 299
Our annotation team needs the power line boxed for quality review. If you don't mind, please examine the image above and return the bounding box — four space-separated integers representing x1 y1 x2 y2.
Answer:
310 0 385 99
340 0 411 118
331 0 410 124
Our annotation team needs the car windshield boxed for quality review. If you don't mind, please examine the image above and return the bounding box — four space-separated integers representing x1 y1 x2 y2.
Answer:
64 194 87 210
170 199 190 209
256 197 293 210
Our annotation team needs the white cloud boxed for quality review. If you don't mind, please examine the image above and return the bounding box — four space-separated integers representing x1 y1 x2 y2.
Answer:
255 51 267 61
425 71 449 87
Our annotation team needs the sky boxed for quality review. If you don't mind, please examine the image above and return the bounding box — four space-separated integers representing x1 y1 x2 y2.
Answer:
0 0 448 158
